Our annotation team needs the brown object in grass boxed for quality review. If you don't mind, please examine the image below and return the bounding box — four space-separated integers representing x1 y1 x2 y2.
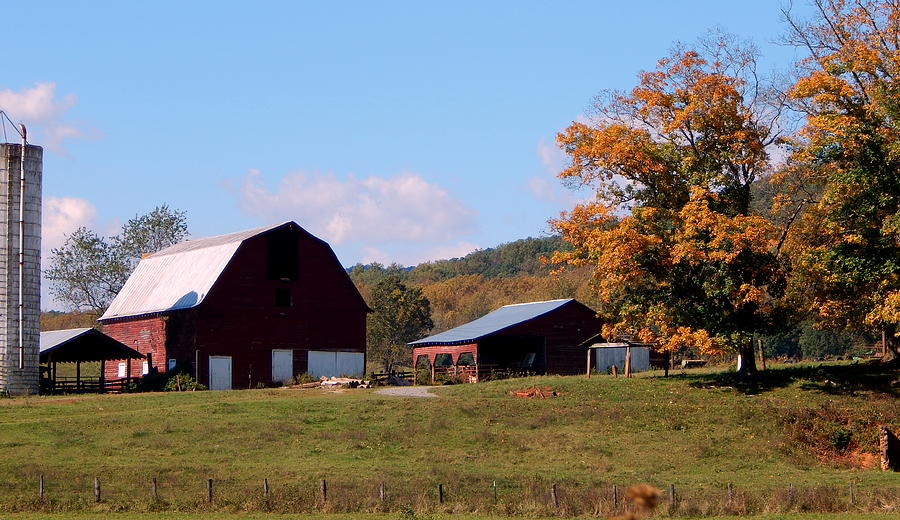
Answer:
624 483 660 512
881 425 900 471
508 386 559 398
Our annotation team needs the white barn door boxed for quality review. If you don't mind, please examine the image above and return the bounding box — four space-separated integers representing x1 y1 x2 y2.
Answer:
271 349 294 383
308 351 364 378
209 355 232 390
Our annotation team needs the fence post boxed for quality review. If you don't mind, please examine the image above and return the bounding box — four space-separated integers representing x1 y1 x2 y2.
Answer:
668 483 676 512
726 482 733 505
39 475 44 501
492 480 497 503
788 483 795 504
438 483 444 504
207 479 213 504
379 481 385 502
849 481 854 507
321 479 327 504
612 484 618 512
94 477 101 503
551 483 559 509
151 477 158 501
263 478 269 499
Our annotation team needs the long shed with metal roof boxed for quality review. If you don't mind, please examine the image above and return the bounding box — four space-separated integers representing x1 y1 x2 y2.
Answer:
39 328 145 393
409 298 602 382
99 221 369 390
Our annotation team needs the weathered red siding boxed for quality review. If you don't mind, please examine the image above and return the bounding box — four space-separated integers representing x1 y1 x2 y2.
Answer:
411 343 478 366
501 302 602 375
410 300 602 379
102 316 168 379
100 223 368 389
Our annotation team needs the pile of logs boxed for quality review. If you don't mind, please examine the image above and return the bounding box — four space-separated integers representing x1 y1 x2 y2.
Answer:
508 386 559 398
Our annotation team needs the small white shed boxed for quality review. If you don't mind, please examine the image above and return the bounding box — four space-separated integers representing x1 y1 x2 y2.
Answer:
589 343 651 373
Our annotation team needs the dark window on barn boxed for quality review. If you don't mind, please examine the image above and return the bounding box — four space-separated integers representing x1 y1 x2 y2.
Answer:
267 228 299 281
275 288 292 307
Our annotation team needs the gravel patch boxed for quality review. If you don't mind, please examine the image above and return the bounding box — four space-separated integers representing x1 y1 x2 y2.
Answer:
375 386 439 398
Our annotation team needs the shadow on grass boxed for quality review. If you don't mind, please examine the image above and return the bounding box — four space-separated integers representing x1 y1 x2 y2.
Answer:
676 361 899 396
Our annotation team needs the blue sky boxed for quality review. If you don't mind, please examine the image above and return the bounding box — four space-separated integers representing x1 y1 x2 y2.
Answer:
1 1 810 309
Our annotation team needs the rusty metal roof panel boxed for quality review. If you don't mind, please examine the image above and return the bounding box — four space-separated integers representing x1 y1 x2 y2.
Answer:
409 299 576 346
99 222 291 321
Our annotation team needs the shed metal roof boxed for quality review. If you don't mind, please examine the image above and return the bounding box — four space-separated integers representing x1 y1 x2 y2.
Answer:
40 328 145 362
100 222 291 321
409 299 577 346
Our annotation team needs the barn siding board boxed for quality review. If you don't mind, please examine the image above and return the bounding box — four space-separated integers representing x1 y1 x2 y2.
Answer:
101 222 367 389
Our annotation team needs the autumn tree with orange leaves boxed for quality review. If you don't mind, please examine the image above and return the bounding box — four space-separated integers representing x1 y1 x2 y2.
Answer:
781 0 900 362
550 37 788 377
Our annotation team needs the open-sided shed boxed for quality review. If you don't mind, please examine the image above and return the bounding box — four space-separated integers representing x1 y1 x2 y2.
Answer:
39 328 144 393
409 299 602 382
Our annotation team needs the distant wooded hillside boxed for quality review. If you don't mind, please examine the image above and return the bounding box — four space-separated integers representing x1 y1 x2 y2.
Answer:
348 236 594 332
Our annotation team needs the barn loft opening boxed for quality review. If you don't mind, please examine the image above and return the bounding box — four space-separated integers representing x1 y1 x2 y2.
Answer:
267 227 299 281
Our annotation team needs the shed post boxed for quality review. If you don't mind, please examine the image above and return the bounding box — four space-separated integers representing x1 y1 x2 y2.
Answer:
624 345 632 378
126 357 132 384
586 348 591 378
76 361 81 391
98 360 105 392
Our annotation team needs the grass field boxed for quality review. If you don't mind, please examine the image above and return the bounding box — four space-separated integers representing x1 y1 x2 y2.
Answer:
2 513 899 520
0 361 896 516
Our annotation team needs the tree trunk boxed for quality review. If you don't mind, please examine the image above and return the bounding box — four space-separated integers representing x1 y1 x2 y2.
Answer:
882 325 899 365
736 339 757 378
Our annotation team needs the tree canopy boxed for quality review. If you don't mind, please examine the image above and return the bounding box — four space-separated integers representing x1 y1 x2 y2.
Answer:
45 205 189 315
366 276 434 372
781 0 900 361
550 35 788 375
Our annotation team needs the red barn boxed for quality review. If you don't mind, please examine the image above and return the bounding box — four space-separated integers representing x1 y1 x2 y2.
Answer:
99 222 368 390
409 298 602 382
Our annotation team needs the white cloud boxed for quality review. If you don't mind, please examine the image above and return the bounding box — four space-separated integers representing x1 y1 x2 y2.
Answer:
0 82 88 153
40 196 97 310
526 137 587 207
236 169 475 245
360 246 391 264
416 241 480 263
41 196 97 261
536 137 564 173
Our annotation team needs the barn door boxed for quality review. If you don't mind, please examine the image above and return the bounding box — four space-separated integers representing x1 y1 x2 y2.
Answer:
271 349 294 383
208 356 232 390
307 351 364 378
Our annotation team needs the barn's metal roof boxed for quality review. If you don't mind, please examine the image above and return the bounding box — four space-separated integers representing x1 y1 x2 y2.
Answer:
409 299 576 346
40 328 145 362
100 222 292 321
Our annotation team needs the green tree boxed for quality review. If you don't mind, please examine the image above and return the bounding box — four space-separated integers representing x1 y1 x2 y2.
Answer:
115 205 189 268
45 227 129 315
367 276 433 373
46 205 189 314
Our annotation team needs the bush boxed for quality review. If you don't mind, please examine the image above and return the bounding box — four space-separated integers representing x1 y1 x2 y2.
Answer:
288 373 316 385
163 372 206 391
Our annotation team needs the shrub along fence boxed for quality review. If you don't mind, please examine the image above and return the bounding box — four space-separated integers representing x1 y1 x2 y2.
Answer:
0 474 898 516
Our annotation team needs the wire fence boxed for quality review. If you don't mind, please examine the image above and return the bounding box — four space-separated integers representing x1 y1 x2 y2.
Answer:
1 473 897 516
